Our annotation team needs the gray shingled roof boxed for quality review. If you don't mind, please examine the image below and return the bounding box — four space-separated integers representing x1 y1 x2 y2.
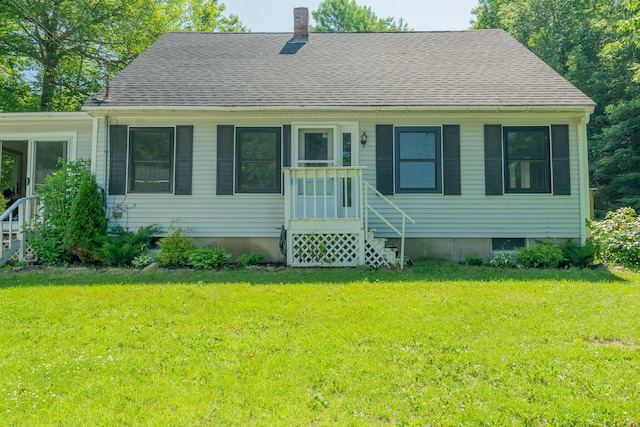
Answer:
84 30 594 109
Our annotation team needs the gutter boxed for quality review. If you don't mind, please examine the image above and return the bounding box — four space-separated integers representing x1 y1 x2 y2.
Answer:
81 105 596 115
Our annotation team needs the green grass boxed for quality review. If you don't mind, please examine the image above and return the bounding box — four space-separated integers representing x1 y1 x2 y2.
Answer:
1 262 639 426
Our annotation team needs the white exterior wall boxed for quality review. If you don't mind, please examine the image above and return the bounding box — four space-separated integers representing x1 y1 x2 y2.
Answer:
85 109 590 244
362 114 585 241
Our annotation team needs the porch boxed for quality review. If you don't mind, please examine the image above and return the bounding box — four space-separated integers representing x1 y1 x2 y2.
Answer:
1 196 38 265
283 167 414 268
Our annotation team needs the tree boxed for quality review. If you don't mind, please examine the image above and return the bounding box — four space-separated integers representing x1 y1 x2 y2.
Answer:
311 0 410 32
0 0 246 112
65 173 107 264
590 0 640 213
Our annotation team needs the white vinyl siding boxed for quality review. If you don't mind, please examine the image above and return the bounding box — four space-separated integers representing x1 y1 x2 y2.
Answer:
90 111 585 241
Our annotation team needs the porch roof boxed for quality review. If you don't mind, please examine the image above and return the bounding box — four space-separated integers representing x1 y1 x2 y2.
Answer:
84 30 594 110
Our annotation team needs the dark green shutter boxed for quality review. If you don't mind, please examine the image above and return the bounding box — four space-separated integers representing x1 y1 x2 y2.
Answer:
109 125 128 195
443 125 461 195
484 125 503 195
376 124 394 195
282 125 291 168
217 125 234 195
551 125 571 195
174 125 193 195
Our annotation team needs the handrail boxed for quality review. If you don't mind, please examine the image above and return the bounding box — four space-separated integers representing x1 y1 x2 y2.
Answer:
1 196 39 265
362 180 415 269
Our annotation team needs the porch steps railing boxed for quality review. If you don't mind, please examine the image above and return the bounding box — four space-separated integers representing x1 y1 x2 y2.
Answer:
283 167 415 269
363 181 415 269
1 196 38 266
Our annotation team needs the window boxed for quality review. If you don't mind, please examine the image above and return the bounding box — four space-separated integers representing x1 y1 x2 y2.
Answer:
395 126 441 193
492 238 526 251
129 128 174 193
298 128 334 167
236 127 281 193
504 127 550 193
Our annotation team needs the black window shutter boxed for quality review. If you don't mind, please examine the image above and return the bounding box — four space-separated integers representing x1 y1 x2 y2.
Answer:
175 125 193 195
282 125 291 168
551 125 571 195
443 125 461 195
216 125 234 195
484 124 503 195
376 124 394 195
109 125 128 195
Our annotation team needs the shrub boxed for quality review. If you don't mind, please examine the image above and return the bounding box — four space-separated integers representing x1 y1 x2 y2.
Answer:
132 253 154 269
96 225 160 267
29 160 91 265
188 247 231 270
588 207 640 269
237 252 266 266
65 174 107 263
561 240 596 268
488 252 518 268
515 242 564 269
156 224 194 268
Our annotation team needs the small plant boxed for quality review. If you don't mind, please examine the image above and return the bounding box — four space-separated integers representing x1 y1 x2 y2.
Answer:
132 253 154 269
515 242 564 268
237 252 266 267
188 247 231 270
488 252 518 268
463 256 484 266
156 223 194 268
561 240 596 268
588 207 640 269
96 225 160 267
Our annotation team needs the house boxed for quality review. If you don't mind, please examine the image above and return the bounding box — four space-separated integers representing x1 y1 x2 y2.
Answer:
1 8 595 267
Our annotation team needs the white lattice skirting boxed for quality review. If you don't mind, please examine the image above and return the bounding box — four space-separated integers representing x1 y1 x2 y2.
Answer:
288 230 397 268
290 232 361 267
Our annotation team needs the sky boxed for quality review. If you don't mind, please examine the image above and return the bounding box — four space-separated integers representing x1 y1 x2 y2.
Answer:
223 0 479 33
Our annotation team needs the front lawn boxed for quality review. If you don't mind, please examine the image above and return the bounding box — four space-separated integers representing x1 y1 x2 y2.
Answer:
1 262 639 426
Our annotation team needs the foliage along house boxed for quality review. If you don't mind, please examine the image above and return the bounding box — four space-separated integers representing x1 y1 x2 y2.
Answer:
1 8 595 267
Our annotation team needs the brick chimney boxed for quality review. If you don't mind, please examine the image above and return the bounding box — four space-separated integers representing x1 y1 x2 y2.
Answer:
293 7 309 42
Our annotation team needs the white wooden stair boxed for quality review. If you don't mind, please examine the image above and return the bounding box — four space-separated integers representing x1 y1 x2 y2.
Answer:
365 229 398 268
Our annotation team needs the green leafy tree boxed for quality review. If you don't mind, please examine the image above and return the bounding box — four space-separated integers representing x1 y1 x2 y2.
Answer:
0 0 246 112
311 0 410 32
65 173 107 263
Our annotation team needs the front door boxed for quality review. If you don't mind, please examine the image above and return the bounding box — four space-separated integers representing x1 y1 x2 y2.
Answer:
29 140 68 195
293 125 358 219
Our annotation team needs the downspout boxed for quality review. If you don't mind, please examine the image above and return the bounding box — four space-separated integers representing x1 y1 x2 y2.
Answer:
91 117 98 175
104 114 110 197
577 110 591 245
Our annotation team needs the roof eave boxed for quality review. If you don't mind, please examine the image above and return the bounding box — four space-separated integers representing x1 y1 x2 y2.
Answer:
82 104 596 115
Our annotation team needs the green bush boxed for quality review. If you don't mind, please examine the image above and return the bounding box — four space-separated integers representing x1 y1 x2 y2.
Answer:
65 174 107 263
588 207 640 269
237 252 266 266
96 225 160 267
29 160 91 265
188 247 231 270
132 253 154 269
561 240 596 268
488 252 518 268
515 242 564 268
156 224 194 268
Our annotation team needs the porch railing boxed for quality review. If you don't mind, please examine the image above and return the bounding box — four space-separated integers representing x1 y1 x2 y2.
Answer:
363 181 415 269
283 167 365 227
1 196 39 265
